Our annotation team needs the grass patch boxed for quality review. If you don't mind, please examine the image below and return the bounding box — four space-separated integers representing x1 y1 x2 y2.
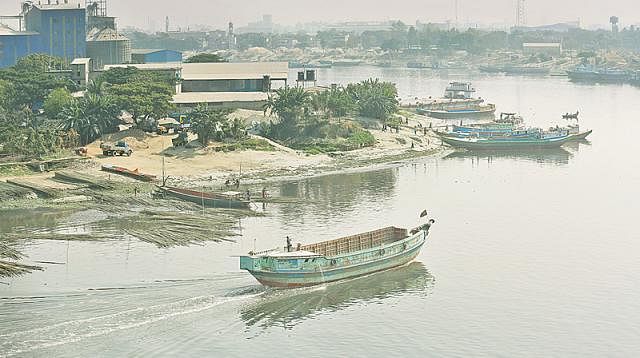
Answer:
213 138 276 152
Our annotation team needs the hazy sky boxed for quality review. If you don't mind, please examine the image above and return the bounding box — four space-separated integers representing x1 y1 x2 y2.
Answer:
1 0 638 30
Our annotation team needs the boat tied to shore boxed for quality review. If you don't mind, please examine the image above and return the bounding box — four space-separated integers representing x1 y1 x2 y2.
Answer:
240 214 436 288
157 186 251 209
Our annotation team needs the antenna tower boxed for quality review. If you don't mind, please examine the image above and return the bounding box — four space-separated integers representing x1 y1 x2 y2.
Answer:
516 0 525 27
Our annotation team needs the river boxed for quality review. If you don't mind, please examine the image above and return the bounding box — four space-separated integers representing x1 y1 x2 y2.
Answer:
2 67 640 357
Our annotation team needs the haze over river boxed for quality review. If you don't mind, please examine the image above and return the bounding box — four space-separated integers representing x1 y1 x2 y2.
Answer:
2 67 640 357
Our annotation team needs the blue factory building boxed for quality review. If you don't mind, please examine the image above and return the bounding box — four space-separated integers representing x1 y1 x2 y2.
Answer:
131 49 183 64
0 1 86 68
0 27 40 68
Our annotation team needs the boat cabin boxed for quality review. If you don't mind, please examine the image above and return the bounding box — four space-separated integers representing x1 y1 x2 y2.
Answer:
444 82 476 99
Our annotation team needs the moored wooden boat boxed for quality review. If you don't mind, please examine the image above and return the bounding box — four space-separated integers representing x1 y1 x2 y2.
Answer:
158 186 250 209
425 104 496 119
568 129 592 140
240 220 435 288
101 164 156 182
438 132 570 149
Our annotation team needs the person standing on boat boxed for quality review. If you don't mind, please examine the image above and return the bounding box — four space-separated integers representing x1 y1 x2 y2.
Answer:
286 236 292 252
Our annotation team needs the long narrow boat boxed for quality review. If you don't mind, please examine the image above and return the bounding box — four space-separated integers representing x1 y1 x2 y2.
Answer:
101 164 156 182
240 220 435 288
157 186 250 209
438 132 570 149
424 104 496 119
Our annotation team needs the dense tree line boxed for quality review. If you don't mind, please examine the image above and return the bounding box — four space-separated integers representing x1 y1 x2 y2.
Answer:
0 54 176 159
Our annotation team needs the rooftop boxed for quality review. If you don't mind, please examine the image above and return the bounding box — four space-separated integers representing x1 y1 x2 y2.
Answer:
0 25 38 36
181 62 288 81
32 1 84 10
87 27 129 42
104 63 182 71
131 49 181 55
523 42 562 47
172 92 269 105
71 58 91 65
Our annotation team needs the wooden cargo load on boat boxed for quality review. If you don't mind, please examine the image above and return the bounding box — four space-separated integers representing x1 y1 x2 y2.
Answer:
301 227 407 257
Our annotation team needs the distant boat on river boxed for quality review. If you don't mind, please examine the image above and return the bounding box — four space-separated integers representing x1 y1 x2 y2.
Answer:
416 82 496 119
240 217 435 288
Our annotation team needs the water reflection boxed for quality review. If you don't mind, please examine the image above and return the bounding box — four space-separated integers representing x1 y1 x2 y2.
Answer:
443 147 573 165
240 262 434 332
276 169 398 222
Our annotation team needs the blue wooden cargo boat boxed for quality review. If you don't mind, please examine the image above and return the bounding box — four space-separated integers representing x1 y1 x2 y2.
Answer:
240 221 434 288
438 131 570 149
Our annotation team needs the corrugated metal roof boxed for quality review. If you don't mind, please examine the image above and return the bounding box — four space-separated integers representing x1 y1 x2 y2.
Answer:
131 49 180 55
181 62 288 81
71 58 91 65
104 63 182 71
0 25 38 36
172 92 268 104
522 43 562 47
87 27 129 42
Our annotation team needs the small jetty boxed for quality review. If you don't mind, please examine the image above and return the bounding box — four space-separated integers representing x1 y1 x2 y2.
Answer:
101 164 156 182
240 214 435 288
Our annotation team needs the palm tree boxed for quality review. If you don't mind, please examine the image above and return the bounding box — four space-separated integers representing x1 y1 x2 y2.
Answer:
263 86 311 139
61 94 118 145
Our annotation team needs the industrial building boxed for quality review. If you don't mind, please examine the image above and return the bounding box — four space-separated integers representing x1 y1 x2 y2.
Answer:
85 0 131 69
131 49 182 64
0 0 132 69
0 0 86 68
103 62 289 110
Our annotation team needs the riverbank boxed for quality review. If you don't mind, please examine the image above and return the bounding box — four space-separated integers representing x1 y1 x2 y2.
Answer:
0 111 448 277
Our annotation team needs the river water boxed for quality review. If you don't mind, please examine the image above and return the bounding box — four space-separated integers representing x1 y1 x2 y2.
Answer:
2 67 640 357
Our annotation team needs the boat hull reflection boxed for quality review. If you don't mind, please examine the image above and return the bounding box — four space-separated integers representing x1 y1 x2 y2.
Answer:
240 262 434 330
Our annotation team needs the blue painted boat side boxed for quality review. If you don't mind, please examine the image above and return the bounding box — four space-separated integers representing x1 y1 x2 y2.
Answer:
241 231 428 288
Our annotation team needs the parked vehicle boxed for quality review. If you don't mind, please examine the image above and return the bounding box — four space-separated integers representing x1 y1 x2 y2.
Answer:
100 141 132 156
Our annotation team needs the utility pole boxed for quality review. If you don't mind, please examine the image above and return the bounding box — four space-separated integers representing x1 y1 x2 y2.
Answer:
516 0 526 27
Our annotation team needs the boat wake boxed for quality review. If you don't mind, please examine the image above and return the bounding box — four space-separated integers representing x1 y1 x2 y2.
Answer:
1 284 261 357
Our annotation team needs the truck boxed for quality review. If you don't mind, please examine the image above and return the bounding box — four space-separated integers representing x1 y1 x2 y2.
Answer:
100 141 133 156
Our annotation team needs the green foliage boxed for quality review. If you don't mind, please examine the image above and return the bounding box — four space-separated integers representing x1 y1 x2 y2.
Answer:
263 86 311 140
98 66 176 87
61 94 120 145
14 54 68 73
105 80 174 124
44 88 73 119
347 79 399 120
190 105 244 146
184 53 228 63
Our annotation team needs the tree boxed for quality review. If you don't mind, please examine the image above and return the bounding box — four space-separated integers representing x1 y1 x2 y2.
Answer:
263 86 311 139
106 80 174 124
190 105 236 146
347 79 399 120
61 94 119 145
44 88 73 119
14 54 68 73
185 53 228 63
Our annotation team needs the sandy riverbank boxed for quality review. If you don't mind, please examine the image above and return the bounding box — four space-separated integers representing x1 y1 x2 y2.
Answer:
78 110 445 187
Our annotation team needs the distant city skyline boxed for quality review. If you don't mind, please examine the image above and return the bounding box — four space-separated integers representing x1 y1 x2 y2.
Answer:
0 0 638 32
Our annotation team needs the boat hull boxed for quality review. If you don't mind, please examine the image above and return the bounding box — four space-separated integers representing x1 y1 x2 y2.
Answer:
568 130 592 140
242 231 427 288
426 108 495 119
439 134 569 150
159 186 250 209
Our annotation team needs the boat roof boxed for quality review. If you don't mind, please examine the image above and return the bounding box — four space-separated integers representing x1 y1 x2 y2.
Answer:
260 250 322 258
